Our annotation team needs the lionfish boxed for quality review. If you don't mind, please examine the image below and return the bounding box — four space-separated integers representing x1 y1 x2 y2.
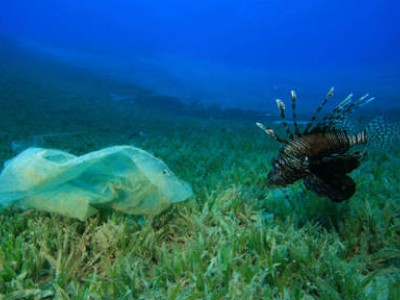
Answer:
257 87 397 202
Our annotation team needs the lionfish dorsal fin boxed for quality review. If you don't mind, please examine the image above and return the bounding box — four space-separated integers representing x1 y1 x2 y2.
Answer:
318 93 375 131
276 99 294 139
256 122 287 143
341 94 375 118
316 93 353 130
290 90 302 137
303 87 335 134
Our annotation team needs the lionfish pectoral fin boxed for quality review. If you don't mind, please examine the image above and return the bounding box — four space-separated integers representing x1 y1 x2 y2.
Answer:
310 154 361 176
304 174 356 202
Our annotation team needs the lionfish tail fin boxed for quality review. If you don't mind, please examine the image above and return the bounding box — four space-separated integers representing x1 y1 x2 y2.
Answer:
366 116 400 150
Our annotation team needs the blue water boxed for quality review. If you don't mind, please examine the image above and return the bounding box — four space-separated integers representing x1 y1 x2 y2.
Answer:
1 0 399 111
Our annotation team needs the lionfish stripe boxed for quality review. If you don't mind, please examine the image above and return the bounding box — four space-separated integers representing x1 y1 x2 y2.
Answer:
357 131 368 145
304 87 334 134
347 131 368 146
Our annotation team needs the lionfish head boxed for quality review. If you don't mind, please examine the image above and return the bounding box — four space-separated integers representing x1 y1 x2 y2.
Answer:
267 155 306 186
267 157 287 186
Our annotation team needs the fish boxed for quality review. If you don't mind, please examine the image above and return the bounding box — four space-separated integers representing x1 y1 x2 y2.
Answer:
256 87 398 202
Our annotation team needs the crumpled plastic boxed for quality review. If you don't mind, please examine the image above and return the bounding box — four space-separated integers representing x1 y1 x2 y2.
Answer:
0 146 193 220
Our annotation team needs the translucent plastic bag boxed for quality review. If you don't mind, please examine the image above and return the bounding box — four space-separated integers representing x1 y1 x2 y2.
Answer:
0 146 193 220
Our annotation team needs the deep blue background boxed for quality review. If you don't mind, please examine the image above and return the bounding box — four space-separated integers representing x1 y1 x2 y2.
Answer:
1 0 399 111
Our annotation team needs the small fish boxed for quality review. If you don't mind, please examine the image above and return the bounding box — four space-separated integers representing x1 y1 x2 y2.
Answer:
257 87 398 202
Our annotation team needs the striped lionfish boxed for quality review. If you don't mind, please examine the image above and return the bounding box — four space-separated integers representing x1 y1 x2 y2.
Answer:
257 87 396 202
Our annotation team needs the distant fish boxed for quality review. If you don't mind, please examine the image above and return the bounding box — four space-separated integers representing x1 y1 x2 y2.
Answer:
257 88 399 202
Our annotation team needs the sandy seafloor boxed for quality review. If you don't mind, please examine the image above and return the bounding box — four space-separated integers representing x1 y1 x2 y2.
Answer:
0 41 399 299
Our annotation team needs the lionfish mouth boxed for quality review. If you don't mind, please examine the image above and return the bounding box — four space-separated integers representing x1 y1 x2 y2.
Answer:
267 158 285 185
267 170 285 186
256 87 397 202
267 156 303 186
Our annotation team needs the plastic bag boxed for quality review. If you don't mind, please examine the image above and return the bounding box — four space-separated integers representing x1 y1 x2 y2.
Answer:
0 146 193 220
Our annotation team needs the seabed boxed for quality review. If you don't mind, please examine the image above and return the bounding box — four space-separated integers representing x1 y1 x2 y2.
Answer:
0 43 399 299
